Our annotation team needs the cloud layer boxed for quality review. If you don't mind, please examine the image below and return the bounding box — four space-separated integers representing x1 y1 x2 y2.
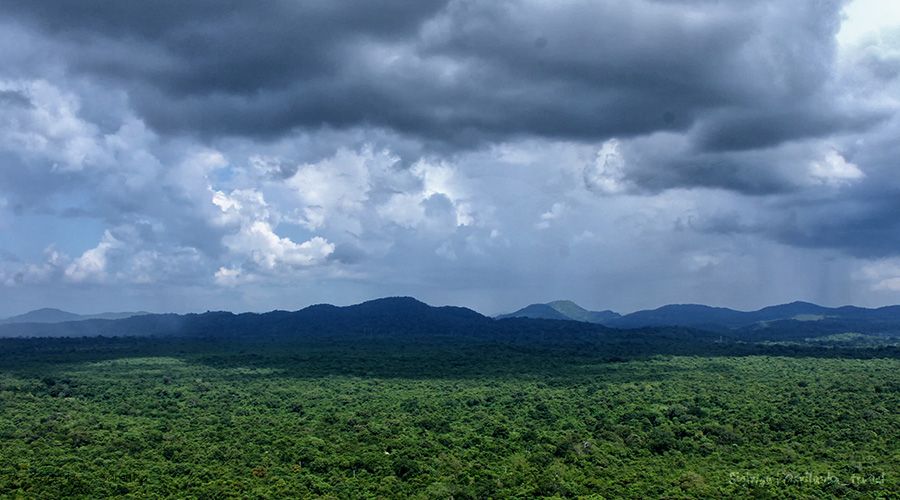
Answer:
1 0 899 315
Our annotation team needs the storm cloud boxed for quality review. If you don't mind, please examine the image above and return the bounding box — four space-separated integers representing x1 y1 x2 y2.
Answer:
0 0 872 148
0 0 899 315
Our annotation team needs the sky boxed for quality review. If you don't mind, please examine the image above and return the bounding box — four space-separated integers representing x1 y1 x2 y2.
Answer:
1 0 900 317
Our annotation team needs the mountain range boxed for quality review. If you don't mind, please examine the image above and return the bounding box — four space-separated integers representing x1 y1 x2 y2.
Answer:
0 297 752 362
498 300 900 338
0 298 493 340
1 298 899 344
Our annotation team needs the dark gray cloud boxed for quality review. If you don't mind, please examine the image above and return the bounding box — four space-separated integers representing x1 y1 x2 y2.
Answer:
692 103 883 152
696 193 900 259
694 110 900 258
0 0 448 134
771 196 900 258
0 0 868 156
1 1 447 91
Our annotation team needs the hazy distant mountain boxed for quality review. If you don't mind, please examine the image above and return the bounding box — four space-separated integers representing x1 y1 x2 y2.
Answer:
606 301 875 329
4 297 900 344
547 300 621 323
496 300 621 323
0 297 696 346
495 304 571 321
1 308 82 324
498 300 900 337
0 296 747 364
610 304 748 328
0 308 150 325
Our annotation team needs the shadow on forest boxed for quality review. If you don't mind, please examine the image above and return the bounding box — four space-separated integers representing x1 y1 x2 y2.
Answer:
1 335 897 382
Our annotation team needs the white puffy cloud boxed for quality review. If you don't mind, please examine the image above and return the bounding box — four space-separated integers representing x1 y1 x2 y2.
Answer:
64 230 120 283
583 139 630 195
0 79 107 172
212 188 271 227
0 246 67 287
808 149 864 186
285 148 381 231
55 226 207 286
376 159 475 230
212 188 335 282
857 259 900 292
226 222 334 270
837 0 900 47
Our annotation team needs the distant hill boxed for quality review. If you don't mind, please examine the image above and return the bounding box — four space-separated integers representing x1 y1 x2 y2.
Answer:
1 308 82 324
0 308 150 325
4 297 900 346
0 297 717 349
610 304 750 329
496 299 900 340
606 301 900 331
497 300 621 323
496 304 571 321
1 297 757 362
0 297 495 340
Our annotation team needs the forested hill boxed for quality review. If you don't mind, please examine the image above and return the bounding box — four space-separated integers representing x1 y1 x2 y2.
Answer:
1 297 898 354
499 299 900 339
0 297 494 340
496 300 620 323
609 301 900 328
0 297 739 356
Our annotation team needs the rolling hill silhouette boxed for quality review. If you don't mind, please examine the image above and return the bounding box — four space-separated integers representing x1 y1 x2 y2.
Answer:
497 300 620 323
2 297 899 345
1 308 150 325
498 299 900 340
